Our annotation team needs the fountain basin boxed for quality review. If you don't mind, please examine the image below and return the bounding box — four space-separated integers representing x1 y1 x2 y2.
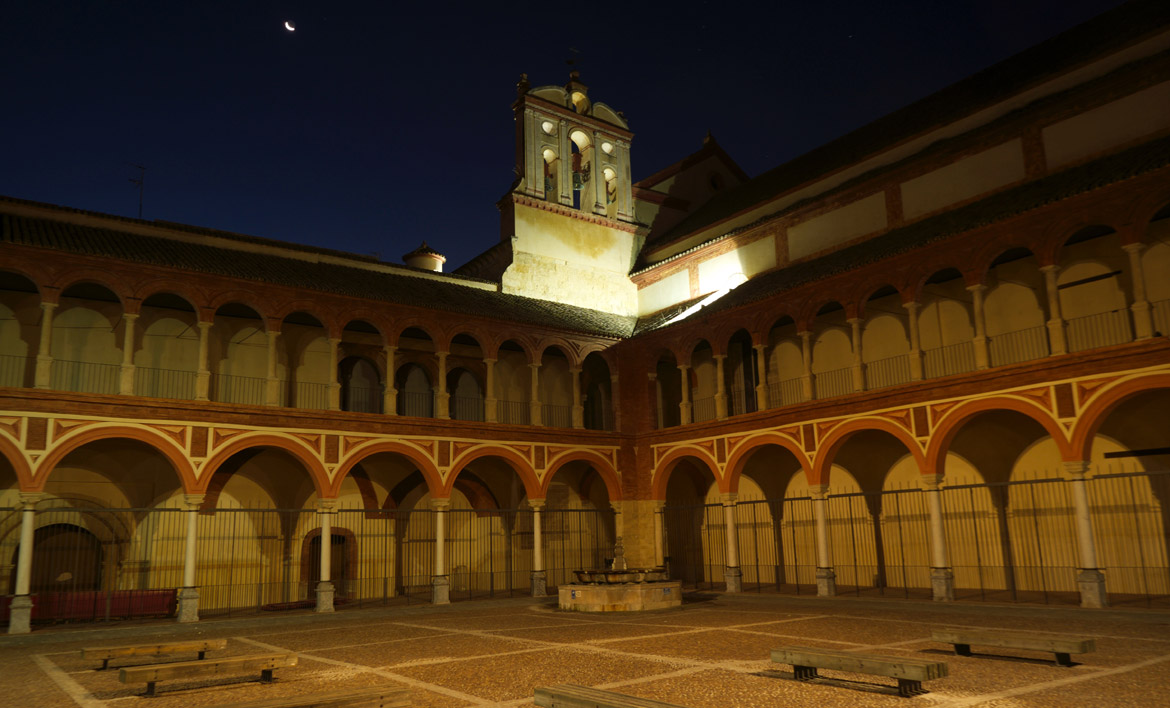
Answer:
559 567 680 612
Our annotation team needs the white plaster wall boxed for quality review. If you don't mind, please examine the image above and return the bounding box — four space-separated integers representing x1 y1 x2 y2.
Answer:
1043 81 1170 168
638 270 691 316
901 140 1025 219
788 193 887 262
697 237 776 294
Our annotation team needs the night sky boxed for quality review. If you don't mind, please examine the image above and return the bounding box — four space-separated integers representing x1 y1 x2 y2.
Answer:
3 1 1128 269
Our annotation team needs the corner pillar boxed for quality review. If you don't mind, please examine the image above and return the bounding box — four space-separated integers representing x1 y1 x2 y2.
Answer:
315 499 337 613
810 484 836 597
1041 265 1068 355
713 354 728 420
436 351 450 419
34 302 57 389
177 494 204 622
530 499 546 596
1123 242 1154 339
722 493 741 593
529 362 542 425
677 364 692 424
195 320 212 400
383 345 397 415
483 357 497 422
119 312 138 395
904 302 924 380
753 344 770 409
1065 462 1107 608
920 474 954 602
432 499 450 604
798 330 814 400
968 284 991 369
848 317 865 392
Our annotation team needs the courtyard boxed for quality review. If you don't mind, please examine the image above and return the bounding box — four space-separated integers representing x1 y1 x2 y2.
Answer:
0 592 1167 707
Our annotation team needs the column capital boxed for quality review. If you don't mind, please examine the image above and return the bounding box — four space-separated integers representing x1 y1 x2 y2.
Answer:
1121 241 1145 255
965 283 987 294
847 317 862 325
431 498 451 511
902 300 920 311
569 367 581 375
808 484 829 499
528 498 546 511
482 356 496 364
1062 460 1091 479
720 492 738 506
712 353 726 361
528 361 541 370
383 344 397 353
610 502 622 515
196 320 213 331
39 301 58 311
17 492 44 508
436 350 448 358
676 363 689 371
1039 263 1060 275
919 473 943 491
122 312 139 322
653 500 666 512
183 494 205 510
316 498 338 512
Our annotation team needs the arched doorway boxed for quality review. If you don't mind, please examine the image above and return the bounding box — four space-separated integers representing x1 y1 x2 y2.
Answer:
662 456 722 589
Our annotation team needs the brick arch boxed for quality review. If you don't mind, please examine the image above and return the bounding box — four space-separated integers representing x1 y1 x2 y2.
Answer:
200 433 329 498
541 449 622 502
445 445 541 499
856 282 908 319
331 440 443 498
801 298 849 329
724 433 812 494
681 336 718 365
133 279 206 313
650 446 719 500
393 319 442 348
32 424 198 494
274 301 333 332
812 417 925 486
970 242 1038 286
206 290 272 321
0 262 51 297
0 434 34 491
536 338 579 368
910 264 973 303
489 337 537 364
53 269 130 307
925 396 1073 476
1132 193 1170 228
1070 373 1170 462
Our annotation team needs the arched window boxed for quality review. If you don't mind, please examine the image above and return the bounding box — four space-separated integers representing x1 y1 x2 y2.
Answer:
340 356 382 413
396 364 433 418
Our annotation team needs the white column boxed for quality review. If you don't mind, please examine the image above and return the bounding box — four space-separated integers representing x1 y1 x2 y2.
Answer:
529 362 542 425
177 493 204 622
195 320 212 400
1064 461 1107 608
904 302 924 381
848 318 865 392
327 338 341 410
483 357 497 423
920 474 953 601
1123 242 1154 339
570 368 584 428
810 484 836 596
1041 265 1068 355
315 499 336 613
530 499 546 596
722 493 741 592
714 354 728 420
383 345 397 415
8 492 42 634
799 330 814 400
753 344 770 409
677 364 692 424
265 329 281 406
591 130 606 214
653 501 665 567
119 312 138 395
436 351 450 419
34 301 56 389
432 498 450 604
968 284 991 369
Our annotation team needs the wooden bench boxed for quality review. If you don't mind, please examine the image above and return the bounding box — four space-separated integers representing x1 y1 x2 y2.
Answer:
82 639 228 670
119 652 298 697
931 628 1096 667
212 685 412 708
535 684 687 708
771 645 948 697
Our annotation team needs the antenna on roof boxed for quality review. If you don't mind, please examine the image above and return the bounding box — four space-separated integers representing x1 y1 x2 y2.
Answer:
127 163 146 219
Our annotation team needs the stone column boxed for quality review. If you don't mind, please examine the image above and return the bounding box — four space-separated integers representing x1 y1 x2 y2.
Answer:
570 368 584 429
432 498 450 604
722 493 741 593
529 362 542 425
1123 242 1154 339
753 344 770 409
383 345 397 415
920 474 954 602
195 320 212 400
483 357 497 423
119 312 138 395
177 493 204 622
315 499 336 613
34 301 56 389
848 318 865 392
436 351 450 419
904 302 924 380
1064 461 1107 608
265 329 281 406
530 499 546 596
799 330 814 400
714 354 728 420
8 492 42 634
677 364 692 424
591 130 606 215
968 284 991 369
810 484 836 596
1041 265 1068 355
653 501 665 568
327 338 341 410
611 502 624 548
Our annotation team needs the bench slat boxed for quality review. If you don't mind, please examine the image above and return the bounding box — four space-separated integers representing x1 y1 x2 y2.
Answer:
536 684 687 708
931 629 1095 654
119 653 298 684
771 646 948 681
82 639 227 661
212 686 411 708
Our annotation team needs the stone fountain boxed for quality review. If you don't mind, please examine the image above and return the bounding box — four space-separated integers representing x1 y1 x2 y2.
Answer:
558 538 682 612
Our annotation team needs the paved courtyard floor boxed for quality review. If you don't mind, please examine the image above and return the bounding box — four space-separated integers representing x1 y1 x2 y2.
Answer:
1 592 1168 707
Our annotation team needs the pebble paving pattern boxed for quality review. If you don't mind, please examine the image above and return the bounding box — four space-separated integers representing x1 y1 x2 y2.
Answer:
1 592 1168 707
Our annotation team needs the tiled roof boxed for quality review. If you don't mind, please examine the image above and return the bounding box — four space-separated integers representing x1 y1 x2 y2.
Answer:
1 212 636 339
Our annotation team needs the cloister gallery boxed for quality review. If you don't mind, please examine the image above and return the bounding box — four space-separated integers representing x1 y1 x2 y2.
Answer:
2 2 1170 634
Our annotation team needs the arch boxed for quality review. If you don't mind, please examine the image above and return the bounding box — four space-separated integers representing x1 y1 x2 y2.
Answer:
724 433 813 495
1071 373 1170 461
207 291 271 322
200 433 329 498
541 449 622 501
132 280 203 313
926 396 1074 476
332 440 443 498
445 446 541 499
33 425 198 494
0 434 34 490
650 446 720 500
54 272 128 307
813 418 925 485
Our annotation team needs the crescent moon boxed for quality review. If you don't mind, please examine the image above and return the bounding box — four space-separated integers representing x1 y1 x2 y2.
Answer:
284 21 296 31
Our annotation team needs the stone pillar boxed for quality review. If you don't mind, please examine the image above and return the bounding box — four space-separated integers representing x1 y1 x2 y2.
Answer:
177 493 204 622
530 499 546 596
436 351 450 419
810 484 836 596
714 354 728 420
611 502 624 545
483 357 497 423
529 362 542 425
799 330 814 400
195 320 212 400
1064 461 1107 608
1123 242 1154 339
920 474 954 602
722 493 741 593
570 368 584 429
848 318 865 392
327 338 341 410
968 284 991 369
119 312 138 395
677 364 693 424
653 501 665 567
432 499 450 604
591 130 606 215
265 329 281 406
383 345 397 415
8 492 42 634
904 302 924 381
315 499 336 613
753 344 770 409
34 301 56 389
1041 265 1068 355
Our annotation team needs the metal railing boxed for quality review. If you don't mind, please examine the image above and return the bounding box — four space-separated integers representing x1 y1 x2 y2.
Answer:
344 384 382 414
451 395 484 422
864 353 911 390
0 354 33 388
813 366 853 399
50 359 121 395
727 386 754 416
734 498 818 594
1153 298 1170 337
210 373 266 405
768 377 804 407
923 340 976 378
496 399 530 425
397 390 434 418
542 403 572 428
989 326 1049 367
662 503 726 589
1065 309 1132 353
293 381 330 410
692 396 716 423
134 366 197 400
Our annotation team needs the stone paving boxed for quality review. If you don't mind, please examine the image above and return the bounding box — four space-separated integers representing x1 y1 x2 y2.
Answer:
2 592 1169 707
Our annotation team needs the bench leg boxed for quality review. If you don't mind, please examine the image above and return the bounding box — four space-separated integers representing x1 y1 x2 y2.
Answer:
260 668 274 683
100 658 109 671
197 650 206 660
145 681 157 698
793 664 819 681
954 643 971 656
898 679 925 697
1055 652 1073 667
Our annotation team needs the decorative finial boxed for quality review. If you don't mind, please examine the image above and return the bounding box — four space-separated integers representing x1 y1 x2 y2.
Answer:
517 73 530 96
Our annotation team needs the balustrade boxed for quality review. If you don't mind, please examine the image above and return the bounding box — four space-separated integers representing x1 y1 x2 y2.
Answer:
134 366 197 400
210 373 267 405
1065 309 1133 353
451 395 485 422
865 353 912 390
0 354 32 388
692 396 716 423
496 399 530 425
989 326 1049 367
923 341 976 379
51 359 121 395
813 367 853 399
542 403 573 428
768 377 804 407
1153 298 1170 337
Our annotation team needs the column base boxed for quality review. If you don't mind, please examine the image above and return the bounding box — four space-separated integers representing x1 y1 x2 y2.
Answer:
815 567 836 597
7 595 32 634
1077 568 1108 608
431 575 450 605
176 587 200 623
930 567 954 602
724 566 742 593
314 581 335 613
531 570 547 597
